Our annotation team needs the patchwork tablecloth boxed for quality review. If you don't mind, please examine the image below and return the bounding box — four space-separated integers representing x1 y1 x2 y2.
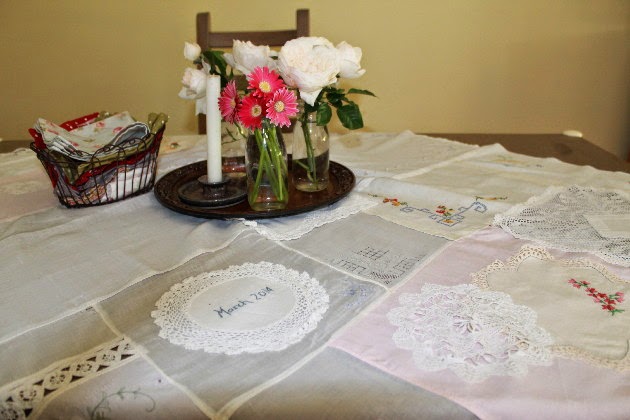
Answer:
1 132 629 419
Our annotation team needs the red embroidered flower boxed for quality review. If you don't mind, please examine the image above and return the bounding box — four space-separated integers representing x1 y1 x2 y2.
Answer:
568 278 626 316
568 279 582 289
382 197 407 207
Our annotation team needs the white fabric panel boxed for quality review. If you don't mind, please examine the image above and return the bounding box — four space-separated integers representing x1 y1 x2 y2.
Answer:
284 212 449 287
0 307 115 386
330 130 478 178
42 357 208 420
0 194 246 343
232 348 477 419
96 231 385 413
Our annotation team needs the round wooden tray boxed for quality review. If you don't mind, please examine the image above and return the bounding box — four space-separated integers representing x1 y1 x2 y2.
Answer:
154 160 355 219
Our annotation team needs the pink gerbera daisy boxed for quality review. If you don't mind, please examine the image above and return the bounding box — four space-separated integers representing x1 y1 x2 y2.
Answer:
265 88 298 127
237 95 266 129
218 80 240 123
247 67 284 98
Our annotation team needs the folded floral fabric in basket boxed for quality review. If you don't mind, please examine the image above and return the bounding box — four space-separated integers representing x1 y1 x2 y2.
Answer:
35 111 150 161
57 152 157 206
29 112 167 205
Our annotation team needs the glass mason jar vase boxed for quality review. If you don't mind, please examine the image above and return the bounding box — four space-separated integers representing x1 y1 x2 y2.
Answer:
221 121 247 178
245 120 289 211
292 110 330 192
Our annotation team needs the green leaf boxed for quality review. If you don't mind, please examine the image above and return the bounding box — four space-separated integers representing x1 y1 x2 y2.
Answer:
337 103 364 130
325 89 346 108
348 88 377 97
303 101 318 114
202 50 228 76
316 103 332 126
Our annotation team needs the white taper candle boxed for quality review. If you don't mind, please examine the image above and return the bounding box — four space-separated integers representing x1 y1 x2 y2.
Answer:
206 74 223 183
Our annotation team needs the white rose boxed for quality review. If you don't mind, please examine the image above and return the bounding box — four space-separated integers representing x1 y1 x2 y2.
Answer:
179 68 207 115
178 86 206 115
223 40 278 75
180 67 207 96
183 42 202 61
277 37 341 105
336 41 365 79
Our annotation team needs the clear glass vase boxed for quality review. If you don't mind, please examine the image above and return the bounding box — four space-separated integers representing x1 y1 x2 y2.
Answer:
292 110 330 192
221 122 246 179
245 120 289 211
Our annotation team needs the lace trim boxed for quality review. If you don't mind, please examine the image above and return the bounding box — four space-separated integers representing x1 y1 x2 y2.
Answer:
387 283 553 383
494 185 630 267
241 194 377 241
550 341 630 370
151 262 329 355
0 337 137 419
472 245 630 371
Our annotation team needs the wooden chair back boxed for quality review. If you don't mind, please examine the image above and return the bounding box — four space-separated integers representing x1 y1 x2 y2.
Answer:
196 10 310 134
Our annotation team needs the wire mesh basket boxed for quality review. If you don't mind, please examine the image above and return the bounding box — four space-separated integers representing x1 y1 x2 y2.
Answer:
29 112 167 208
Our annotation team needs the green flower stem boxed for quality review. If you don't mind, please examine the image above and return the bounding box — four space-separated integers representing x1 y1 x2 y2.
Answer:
252 129 268 197
252 122 286 201
300 113 318 186
223 125 242 144
267 124 288 199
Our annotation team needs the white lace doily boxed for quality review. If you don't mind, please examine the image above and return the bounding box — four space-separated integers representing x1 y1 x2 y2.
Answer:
494 185 630 267
151 262 329 355
241 194 377 241
387 283 553 383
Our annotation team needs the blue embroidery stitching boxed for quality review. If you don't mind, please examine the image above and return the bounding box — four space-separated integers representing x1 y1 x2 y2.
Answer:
400 201 487 226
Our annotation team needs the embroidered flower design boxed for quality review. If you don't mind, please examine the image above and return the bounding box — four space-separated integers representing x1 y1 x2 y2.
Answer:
382 197 407 207
435 205 453 217
567 278 625 316
475 195 508 201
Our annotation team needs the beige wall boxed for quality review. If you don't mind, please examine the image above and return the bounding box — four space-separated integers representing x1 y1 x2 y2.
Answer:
1 0 628 158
